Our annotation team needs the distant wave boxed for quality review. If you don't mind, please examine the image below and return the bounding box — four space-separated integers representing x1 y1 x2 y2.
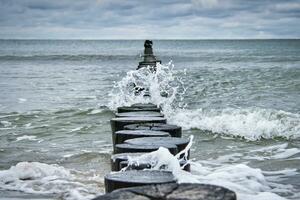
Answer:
0 54 138 61
1 54 299 63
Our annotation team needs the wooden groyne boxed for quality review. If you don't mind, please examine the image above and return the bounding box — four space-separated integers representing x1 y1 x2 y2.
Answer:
92 41 236 200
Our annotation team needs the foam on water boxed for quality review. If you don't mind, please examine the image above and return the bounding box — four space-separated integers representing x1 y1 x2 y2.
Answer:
108 62 186 114
123 139 297 200
0 162 102 200
169 108 300 140
16 135 38 141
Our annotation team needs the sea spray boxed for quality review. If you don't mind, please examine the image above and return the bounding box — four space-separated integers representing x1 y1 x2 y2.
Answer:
108 62 187 115
108 62 300 140
121 136 292 200
0 162 102 200
169 107 300 140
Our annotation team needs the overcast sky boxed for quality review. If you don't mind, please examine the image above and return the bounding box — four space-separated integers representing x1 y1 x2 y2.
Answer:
0 0 299 39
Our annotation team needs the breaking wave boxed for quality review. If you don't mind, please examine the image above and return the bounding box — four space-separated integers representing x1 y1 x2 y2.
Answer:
0 162 102 200
108 62 300 140
123 138 296 200
0 54 136 61
169 107 300 140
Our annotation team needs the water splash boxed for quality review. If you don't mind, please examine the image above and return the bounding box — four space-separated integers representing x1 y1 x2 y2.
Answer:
122 135 193 172
108 62 187 114
120 137 294 200
0 162 102 200
169 107 300 140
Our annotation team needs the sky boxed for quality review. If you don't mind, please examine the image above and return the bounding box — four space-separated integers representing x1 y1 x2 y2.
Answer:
0 0 299 39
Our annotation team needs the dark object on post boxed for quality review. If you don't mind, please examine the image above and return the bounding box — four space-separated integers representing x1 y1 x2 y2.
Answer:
124 123 182 137
93 183 236 200
115 111 164 118
115 130 170 145
114 143 178 155
104 170 175 193
137 40 161 71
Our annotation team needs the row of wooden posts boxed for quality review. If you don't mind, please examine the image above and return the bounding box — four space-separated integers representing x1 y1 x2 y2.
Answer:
91 103 236 200
92 41 236 199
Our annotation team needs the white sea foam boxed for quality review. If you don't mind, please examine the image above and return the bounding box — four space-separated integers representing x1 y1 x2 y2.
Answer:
0 120 12 127
243 143 300 160
69 127 83 132
108 62 186 113
124 143 295 200
18 98 27 103
169 107 300 140
16 135 38 141
88 109 104 115
0 162 102 200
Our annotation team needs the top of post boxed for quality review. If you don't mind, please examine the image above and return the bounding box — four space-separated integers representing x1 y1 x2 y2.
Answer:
144 40 153 55
137 40 161 70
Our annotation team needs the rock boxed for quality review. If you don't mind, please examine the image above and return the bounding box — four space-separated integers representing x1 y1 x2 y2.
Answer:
115 111 164 118
114 130 170 145
124 123 182 137
104 170 176 193
93 183 236 200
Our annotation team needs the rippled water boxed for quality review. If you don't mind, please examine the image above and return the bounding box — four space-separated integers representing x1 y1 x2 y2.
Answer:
0 40 299 199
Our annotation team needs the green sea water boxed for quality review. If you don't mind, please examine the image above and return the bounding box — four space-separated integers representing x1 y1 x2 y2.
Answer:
0 40 299 200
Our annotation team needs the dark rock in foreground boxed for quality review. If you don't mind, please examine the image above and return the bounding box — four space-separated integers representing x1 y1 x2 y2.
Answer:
93 183 236 200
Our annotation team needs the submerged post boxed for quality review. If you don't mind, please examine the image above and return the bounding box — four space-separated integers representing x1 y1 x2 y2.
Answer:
137 40 161 71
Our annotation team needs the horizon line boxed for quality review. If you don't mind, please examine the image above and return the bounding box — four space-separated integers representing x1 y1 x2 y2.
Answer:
0 38 299 41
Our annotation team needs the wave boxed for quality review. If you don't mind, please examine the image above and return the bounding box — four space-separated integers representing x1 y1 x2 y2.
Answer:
124 146 295 200
106 61 299 141
0 54 138 61
0 162 102 200
168 107 300 140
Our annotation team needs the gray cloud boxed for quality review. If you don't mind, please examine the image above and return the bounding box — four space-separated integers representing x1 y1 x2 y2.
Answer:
0 0 299 39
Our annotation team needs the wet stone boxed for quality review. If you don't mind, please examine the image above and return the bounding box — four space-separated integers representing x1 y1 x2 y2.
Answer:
115 111 164 118
104 170 176 193
114 130 170 145
114 143 178 155
93 183 236 200
110 117 167 134
124 123 182 137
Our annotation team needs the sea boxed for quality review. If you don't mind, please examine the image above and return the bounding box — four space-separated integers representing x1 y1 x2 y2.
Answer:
0 40 299 200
